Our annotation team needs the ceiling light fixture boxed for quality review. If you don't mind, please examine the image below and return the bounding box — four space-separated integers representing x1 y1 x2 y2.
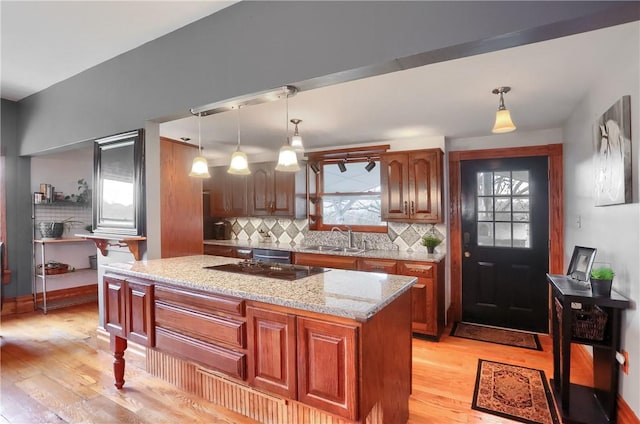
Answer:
189 113 211 178
491 86 516 133
227 106 251 175
275 89 300 172
290 118 304 152
365 159 376 172
338 159 347 173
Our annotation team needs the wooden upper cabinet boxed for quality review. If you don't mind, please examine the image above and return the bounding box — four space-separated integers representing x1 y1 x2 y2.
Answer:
381 149 443 223
247 162 307 218
205 166 247 218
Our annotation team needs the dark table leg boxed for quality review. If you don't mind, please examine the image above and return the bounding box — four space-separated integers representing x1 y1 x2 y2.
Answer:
552 295 561 391
561 297 572 412
110 333 128 389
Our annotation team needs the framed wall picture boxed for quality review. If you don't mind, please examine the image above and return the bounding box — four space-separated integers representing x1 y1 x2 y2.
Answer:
566 246 597 281
593 95 632 206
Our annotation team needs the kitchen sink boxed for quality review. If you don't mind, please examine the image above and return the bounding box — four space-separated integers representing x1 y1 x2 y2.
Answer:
301 245 340 252
301 245 365 254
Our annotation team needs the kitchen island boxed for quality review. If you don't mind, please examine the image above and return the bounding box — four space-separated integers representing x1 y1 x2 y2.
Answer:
102 255 415 423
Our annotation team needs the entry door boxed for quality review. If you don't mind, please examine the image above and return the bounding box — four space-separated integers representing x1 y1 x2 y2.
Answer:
461 156 549 333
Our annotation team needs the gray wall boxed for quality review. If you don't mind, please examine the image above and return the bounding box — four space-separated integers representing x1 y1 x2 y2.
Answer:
1 99 33 297
18 1 634 155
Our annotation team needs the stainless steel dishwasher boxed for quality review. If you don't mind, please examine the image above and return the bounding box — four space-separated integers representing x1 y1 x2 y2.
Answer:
252 248 291 264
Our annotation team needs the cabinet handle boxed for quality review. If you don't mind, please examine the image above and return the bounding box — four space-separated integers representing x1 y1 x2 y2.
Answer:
411 201 415 216
404 201 408 215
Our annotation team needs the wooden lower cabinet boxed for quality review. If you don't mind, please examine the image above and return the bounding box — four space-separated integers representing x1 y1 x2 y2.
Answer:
103 274 154 346
104 274 126 338
246 305 297 399
297 316 358 421
398 261 445 339
203 244 253 259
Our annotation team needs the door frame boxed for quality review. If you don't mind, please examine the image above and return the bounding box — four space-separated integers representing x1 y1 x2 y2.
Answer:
448 144 563 327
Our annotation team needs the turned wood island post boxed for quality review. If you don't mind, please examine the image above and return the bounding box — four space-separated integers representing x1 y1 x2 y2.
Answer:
101 255 415 423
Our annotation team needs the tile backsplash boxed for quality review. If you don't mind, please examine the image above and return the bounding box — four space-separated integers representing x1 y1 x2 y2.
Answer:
33 204 92 239
226 217 446 254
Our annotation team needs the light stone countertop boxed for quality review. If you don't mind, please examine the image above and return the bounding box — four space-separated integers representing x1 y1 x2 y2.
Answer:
204 239 446 263
103 255 416 322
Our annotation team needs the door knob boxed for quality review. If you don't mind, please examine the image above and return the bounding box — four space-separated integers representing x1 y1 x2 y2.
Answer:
464 251 471 258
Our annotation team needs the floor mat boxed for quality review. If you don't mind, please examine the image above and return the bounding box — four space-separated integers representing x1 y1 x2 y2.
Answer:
472 359 559 424
451 322 542 350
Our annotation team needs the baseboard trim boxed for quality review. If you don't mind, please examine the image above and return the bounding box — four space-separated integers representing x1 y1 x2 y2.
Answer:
1 284 97 316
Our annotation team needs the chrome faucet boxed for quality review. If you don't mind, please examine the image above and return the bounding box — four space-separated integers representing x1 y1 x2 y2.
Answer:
331 226 355 248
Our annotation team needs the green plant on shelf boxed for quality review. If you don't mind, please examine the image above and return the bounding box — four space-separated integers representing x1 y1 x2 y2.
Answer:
64 178 91 204
590 266 614 280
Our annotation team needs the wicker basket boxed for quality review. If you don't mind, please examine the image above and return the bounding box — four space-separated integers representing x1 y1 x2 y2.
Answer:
37 262 69 275
554 300 609 341
38 222 64 239
572 305 608 341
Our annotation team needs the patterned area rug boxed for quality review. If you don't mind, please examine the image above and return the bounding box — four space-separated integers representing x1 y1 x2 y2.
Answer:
451 322 542 351
472 359 559 424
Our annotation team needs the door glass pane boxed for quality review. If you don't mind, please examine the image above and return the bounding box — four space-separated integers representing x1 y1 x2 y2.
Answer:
495 222 512 247
477 172 493 196
513 223 530 247
512 171 530 195
477 222 493 246
494 171 511 195
475 169 532 249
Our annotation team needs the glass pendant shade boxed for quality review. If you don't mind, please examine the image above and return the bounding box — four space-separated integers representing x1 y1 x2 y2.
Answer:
290 134 303 151
492 109 516 133
275 144 300 172
189 156 211 177
228 149 250 175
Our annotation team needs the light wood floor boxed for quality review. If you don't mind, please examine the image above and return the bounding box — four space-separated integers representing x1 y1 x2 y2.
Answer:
0 303 593 423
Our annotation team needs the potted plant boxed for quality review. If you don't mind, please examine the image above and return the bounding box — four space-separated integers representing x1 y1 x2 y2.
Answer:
590 266 614 296
421 234 442 254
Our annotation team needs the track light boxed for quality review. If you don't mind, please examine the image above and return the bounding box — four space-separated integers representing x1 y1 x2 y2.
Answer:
365 159 376 172
338 160 347 173
491 86 516 133
310 162 320 175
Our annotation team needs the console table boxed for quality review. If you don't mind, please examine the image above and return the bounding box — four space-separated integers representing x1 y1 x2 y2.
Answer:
547 274 630 424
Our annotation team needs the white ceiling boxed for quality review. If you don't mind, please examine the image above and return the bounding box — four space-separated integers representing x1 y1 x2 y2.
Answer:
0 1 237 101
1 2 637 161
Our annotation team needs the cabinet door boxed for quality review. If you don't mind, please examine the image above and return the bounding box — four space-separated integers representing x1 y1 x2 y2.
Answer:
297 317 358 421
248 164 273 216
293 253 358 270
203 244 238 258
208 167 247 218
125 278 155 347
272 170 295 216
103 274 126 338
409 150 442 222
410 279 435 335
381 153 410 220
247 306 297 399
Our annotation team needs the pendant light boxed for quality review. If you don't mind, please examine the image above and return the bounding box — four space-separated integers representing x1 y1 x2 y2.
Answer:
290 118 304 152
275 90 300 172
189 113 211 178
491 86 516 133
227 106 251 175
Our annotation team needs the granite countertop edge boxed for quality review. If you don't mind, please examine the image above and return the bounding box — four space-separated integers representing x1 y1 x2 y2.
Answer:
204 239 446 263
103 258 415 322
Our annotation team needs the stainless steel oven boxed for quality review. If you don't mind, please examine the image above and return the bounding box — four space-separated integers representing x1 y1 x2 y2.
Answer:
252 248 291 264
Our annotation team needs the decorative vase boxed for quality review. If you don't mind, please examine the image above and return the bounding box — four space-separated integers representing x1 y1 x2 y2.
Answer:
38 222 64 239
590 278 612 297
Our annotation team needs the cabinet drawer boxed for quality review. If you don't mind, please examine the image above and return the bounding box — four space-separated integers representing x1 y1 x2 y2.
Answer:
155 301 245 348
156 327 246 381
398 262 434 278
358 258 397 274
293 253 358 270
204 245 237 257
155 285 245 316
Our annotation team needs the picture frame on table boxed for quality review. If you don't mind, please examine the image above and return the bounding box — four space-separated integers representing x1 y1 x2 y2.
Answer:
566 246 597 282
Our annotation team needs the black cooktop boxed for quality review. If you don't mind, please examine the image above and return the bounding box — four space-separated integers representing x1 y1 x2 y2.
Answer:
205 260 328 281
